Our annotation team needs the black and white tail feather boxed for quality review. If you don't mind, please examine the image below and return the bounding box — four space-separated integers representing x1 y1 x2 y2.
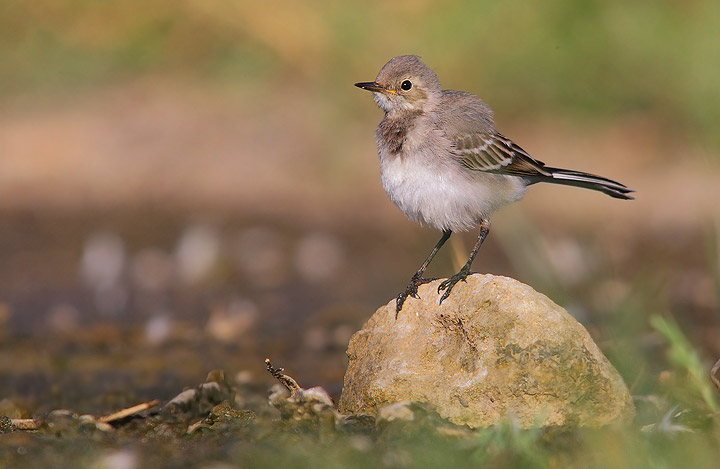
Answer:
538 167 634 200
455 131 634 200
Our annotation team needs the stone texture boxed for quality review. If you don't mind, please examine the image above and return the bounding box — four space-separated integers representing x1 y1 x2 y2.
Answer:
339 274 634 428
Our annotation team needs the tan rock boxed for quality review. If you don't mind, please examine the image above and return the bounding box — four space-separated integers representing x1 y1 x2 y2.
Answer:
339 274 634 428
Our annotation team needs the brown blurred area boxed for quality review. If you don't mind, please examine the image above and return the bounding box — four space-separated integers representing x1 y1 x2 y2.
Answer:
0 1 718 411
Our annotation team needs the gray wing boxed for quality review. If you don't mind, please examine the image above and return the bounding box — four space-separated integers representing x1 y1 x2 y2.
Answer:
439 90 551 178
454 131 551 178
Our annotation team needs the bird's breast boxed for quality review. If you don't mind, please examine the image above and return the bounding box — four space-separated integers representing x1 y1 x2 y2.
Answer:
378 144 474 231
377 128 527 231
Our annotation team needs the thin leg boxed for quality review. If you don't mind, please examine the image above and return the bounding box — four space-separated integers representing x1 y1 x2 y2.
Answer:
437 218 490 304
396 230 452 317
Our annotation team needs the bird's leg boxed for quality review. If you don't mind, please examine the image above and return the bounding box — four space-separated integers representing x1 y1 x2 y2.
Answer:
438 219 490 304
396 230 452 317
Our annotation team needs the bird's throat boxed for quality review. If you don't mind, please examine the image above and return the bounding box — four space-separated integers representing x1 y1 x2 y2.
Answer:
377 110 423 156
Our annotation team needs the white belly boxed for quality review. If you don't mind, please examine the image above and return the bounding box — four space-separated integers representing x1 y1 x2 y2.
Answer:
380 148 526 232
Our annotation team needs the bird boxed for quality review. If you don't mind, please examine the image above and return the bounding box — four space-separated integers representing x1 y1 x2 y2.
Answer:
355 55 634 316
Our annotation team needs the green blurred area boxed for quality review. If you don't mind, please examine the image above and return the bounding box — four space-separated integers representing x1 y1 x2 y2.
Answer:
2 0 719 147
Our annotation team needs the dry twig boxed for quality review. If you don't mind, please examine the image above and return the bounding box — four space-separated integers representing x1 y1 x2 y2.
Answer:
99 400 159 423
265 358 300 393
10 418 38 430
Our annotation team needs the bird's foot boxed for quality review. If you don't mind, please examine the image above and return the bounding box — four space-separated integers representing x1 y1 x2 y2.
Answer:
395 273 437 318
437 266 472 304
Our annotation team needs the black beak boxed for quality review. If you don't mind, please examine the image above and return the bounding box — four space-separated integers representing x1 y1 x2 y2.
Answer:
354 81 387 93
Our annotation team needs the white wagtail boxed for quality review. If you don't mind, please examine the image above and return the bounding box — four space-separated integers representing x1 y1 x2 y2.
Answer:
355 55 634 316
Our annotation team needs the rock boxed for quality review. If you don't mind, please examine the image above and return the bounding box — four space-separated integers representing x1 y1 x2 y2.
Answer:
339 274 634 428
164 370 233 415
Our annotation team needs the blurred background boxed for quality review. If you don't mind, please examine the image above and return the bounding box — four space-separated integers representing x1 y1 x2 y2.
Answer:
0 0 718 414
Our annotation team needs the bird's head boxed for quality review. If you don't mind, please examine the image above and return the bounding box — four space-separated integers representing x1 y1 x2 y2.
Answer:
355 55 441 114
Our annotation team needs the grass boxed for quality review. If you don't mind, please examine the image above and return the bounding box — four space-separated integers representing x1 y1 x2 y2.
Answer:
651 316 718 413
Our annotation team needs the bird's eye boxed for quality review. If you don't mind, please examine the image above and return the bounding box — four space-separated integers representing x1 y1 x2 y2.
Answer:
400 80 412 91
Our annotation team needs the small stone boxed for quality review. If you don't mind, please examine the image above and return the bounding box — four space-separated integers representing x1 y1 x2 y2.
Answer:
376 401 416 423
268 382 338 425
78 415 113 433
339 274 634 428
166 389 198 411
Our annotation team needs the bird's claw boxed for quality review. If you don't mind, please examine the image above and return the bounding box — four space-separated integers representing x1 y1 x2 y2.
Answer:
395 273 436 318
437 267 472 304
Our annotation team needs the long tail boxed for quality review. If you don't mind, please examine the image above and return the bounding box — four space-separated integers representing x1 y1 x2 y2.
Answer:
538 167 635 200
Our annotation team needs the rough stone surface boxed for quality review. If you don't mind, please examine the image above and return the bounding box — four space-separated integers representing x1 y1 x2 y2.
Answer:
339 274 634 428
